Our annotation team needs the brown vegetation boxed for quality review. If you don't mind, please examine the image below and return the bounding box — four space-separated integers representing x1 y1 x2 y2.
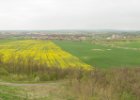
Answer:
66 68 140 100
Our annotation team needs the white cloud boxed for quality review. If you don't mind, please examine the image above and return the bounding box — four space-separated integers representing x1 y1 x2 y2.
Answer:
0 0 140 30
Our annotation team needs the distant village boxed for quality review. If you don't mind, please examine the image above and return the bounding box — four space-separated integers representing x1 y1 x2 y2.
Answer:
0 31 140 41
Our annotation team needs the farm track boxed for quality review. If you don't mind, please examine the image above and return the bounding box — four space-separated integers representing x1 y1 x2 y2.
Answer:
95 43 140 51
0 81 65 100
110 45 140 50
0 81 58 87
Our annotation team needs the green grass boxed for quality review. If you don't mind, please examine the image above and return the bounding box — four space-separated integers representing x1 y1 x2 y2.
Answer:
109 40 140 48
54 40 140 68
0 85 25 100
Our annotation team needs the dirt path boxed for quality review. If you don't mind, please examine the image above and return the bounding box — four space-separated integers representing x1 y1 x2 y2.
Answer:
0 81 58 87
95 43 140 51
0 81 67 100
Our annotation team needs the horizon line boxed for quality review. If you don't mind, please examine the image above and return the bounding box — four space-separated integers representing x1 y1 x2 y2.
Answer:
0 29 140 32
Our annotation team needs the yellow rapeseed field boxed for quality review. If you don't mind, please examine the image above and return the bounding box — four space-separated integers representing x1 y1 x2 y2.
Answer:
0 40 92 70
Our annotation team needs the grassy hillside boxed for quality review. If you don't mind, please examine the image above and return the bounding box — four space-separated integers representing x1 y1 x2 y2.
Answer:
0 39 140 100
0 68 140 100
54 40 140 68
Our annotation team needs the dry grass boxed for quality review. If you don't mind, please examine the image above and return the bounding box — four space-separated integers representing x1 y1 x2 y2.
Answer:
0 68 140 100
66 68 140 100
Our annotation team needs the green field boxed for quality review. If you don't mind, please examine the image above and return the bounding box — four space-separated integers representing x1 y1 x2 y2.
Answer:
0 39 140 68
54 40 140 68
106 40 140 48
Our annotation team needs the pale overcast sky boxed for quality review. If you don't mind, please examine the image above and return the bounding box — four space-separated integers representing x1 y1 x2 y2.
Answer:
0 0 140 30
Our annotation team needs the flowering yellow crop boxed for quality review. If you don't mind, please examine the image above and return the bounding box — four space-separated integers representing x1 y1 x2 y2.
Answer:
0 40 93 70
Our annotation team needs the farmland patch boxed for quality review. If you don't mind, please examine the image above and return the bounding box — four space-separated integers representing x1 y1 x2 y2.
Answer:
0 40 92 70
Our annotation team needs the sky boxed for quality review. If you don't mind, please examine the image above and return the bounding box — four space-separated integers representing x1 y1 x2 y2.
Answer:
0 0 140 30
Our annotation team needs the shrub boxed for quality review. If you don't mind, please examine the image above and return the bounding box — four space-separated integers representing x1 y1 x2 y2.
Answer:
0 67 9 76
